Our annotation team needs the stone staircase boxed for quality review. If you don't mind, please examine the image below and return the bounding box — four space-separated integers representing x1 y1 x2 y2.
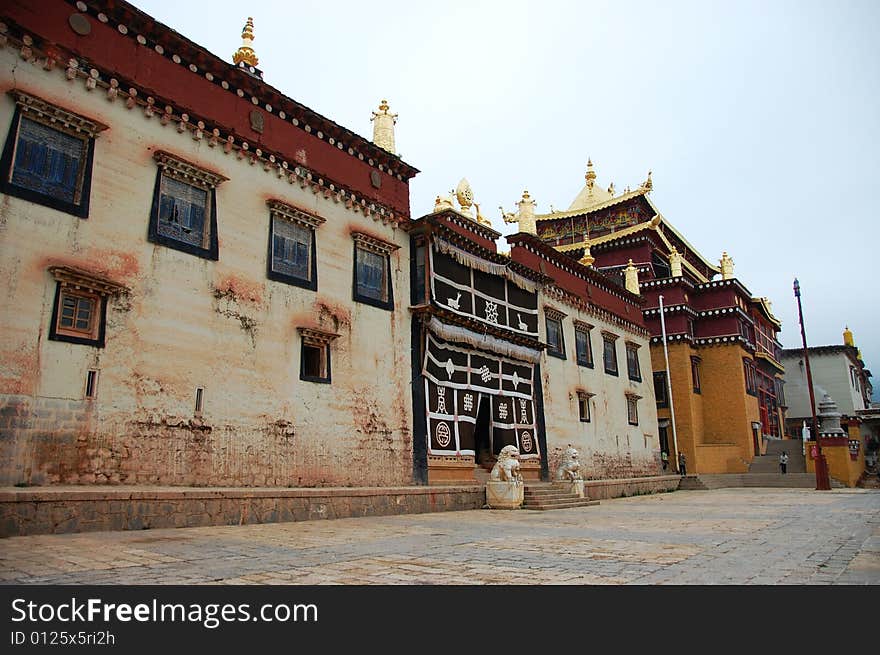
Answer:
678 473 845 490
749 438 806 473
522 482 600 510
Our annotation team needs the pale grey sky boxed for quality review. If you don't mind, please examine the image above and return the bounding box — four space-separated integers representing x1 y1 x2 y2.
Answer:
134 0 880 398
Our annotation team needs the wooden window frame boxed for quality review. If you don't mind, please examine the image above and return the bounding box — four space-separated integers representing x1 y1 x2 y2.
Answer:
654 371 669 407
602 331 619 376
47 267 126 348
626 393 642 426
0 91 107 218
691 356 702 394
626 341 642 382
298 327 339 384
574 320 594 368
352 232 398 311
577 391 594 423
148 151 227 260
266 200 324 290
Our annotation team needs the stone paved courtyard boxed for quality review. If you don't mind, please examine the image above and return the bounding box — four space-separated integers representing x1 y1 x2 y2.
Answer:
1 488 878 585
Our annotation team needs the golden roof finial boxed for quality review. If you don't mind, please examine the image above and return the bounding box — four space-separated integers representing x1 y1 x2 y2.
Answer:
233 17 259 67
642 170 653 192
720 251 734 280
624 259 640 295
371 99 398 153
578 238 595 267
585 158 596 189
843 325 854 347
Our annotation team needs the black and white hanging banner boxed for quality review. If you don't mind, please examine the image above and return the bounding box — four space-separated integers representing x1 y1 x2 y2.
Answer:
423 332 539 459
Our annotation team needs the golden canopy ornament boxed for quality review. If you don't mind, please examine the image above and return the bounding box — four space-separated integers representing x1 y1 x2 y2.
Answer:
233 17 259 67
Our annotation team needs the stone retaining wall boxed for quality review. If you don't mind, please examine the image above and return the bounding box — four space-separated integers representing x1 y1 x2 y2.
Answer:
0 486 485 537
584 475 681 500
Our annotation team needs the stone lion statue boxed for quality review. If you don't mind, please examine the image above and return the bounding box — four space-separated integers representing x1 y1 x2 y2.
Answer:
555 447 582 481
490 445 522 482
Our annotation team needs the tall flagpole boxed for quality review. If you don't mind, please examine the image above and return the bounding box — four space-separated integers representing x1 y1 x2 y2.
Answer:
658 295 679 467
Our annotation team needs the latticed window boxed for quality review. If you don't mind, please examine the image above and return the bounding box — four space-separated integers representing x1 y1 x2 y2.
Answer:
267 200 324 290
1 91 107 217
148 151 226 260
352 233 397 310
626 343 642 381
603 332 619 375
575 322 593 368
626 395 640 425
47 266 127 348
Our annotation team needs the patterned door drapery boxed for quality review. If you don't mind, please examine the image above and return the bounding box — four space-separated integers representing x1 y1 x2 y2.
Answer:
423 332 539 460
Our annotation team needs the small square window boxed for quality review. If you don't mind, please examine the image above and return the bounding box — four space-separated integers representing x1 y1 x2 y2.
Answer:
50 286 104 346
0 92 106 218
47 266 126 348
627 395 640 425
575 325 593 368
352 233 397 310
603 333 619 376
626 342 642 382
577 392 593 422
298 327 338 384
148 151 226 260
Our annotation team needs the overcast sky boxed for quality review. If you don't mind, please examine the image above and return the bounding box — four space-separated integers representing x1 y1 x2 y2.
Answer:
134 0 879 399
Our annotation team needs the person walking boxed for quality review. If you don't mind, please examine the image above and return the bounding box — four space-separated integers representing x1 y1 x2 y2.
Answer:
661 451 669 471
779 451 789 474
677 452 687 476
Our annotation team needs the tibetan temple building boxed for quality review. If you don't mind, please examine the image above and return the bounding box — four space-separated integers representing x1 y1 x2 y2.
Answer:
507 160 787 474
0 0 664 490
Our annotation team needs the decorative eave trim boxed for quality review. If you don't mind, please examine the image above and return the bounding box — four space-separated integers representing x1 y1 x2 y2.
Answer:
643 304 697 318
351 231 400 255
690 334 755 351
0 20 410 225
640 276 696 291
650 333 696 345
267 199 325 230
411 305 544 353
625 340 641 349
534 187 649 222
601 329 620 341
420 313 543 363
543 306 567 321
624 391 644 399
506 233 642 306
542 284 649 338
49 265 128 296
695 277 753 298
297 327 340 345
153 150 228 188
8 88 108 136
428 209 501 244
435 235 539 293
755 351 785 373
576 389 596 398
44 1 418 180
573 319 594 331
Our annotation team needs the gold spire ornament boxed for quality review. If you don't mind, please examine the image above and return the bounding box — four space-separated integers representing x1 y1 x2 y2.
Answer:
578 236 595 267
585 158 596 189
843 326 854 347
233 17 259 67
642 170 653 192
371 99 398 154
669 246 683 278
455 178 474 216
624 259 640 295
720 251 734 280
501 189 537 235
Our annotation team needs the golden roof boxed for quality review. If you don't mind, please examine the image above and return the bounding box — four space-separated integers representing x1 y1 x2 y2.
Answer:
536 161 653 221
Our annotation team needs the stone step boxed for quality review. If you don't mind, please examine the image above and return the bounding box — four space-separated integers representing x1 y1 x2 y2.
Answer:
523 499 600 510
683 473 846 490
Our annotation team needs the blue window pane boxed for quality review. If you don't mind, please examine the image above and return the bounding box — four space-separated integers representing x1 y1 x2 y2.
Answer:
271 220 311 281
12 117 85 204
156 175 209 248
356 248 385 301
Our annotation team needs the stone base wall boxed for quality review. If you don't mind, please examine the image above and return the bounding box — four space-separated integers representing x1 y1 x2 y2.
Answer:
0 486 484 537
583 475 681 500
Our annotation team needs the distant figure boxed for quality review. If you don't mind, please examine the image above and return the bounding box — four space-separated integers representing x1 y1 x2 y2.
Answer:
678 452 687 476
661 451 669 471
779 451 789 474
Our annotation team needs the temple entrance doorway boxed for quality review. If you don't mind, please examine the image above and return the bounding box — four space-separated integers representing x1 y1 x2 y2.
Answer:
474 396 492 470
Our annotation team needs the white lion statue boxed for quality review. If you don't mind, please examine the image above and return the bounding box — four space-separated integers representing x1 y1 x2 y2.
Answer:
555 446 582 481
490 445 522 482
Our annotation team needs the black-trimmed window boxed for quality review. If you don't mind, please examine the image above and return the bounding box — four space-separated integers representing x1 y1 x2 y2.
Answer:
0 91 107 218
353 232 397 310
148 151 226 260
603 332 619 376
267 200 324 290
575 322 594 368
577 391 594 422
744 358 757 395
626 394 641 426
545 310 566 359
47 266 126 348
626 342 642 381
691 356 702 394
299 328 338 384
654 371 669 407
